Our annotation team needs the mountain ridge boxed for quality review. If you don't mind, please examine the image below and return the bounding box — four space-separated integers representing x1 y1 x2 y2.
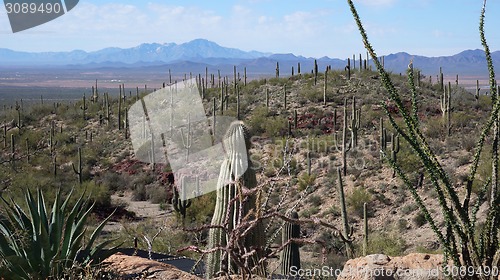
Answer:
1 39 499 77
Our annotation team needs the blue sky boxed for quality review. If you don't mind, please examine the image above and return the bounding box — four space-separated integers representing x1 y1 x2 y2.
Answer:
0 0 499 58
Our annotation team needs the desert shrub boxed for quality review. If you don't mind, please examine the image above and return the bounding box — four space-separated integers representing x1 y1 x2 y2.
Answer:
307 194 323 207
423 117 444 139
366 231 406 256
347 187 371 217
412 211 427 227
298 173 316 191
146 185 169 204
132 184 147 201
97 171 129 192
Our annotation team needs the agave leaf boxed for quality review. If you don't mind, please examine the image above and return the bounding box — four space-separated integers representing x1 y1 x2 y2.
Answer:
60 191 87 257
81 209 115 255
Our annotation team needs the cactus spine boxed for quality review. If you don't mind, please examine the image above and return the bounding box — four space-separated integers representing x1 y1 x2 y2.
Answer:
72 147 83 184
206 122 265 278
337 168 354 259
281 211 301 276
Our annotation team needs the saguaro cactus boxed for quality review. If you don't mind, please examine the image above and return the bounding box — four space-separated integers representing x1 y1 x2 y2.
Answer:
337 168 354 259
349 96 361 148
314 59 318 85
476 79 480 102
390 133 400 178
346 58 351 80
72 147 83 184
441 82 452 136
335 98 352 176
172 179 192 221
206 121 265 278
180 114 193 162
80 94 88 121
324 67 328 105
281 211 301 276
363 202 368 256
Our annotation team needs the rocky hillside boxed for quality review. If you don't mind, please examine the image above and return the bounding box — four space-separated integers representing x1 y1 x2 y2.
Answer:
0 63 492 277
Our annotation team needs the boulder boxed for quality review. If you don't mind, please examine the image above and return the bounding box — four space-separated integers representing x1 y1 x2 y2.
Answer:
338 253 444 280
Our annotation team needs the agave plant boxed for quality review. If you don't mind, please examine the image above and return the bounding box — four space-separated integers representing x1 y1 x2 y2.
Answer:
0 188 117 279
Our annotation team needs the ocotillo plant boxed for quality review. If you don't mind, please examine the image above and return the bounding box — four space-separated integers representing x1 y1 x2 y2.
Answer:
280 211 301 276
348 0 500 273
337 168 354 259
171 179 192 221
72 147 83 184
206 121 265 278
334 98 352 176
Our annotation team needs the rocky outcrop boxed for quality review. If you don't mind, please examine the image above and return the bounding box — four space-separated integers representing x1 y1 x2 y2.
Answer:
102 253 200 280
338 253 445 280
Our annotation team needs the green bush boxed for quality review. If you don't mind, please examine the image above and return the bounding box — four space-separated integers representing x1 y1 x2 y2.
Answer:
347 187 371 217
366 231 406 256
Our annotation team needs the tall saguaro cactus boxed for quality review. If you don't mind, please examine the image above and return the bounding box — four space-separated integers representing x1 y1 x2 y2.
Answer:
441 82 452 136
280 211 301 276
337 168 354 259
206 121 265 278
72 147 83 184
335 98 352 176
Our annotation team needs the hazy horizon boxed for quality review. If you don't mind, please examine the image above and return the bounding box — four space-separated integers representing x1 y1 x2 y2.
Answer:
1 1 499 59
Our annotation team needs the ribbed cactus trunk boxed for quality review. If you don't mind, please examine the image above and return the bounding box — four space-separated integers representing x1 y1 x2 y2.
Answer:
206 121 265 278
280 211 300 276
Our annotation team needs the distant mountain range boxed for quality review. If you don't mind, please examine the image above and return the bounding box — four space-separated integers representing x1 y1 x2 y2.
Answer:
1 38 499 77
